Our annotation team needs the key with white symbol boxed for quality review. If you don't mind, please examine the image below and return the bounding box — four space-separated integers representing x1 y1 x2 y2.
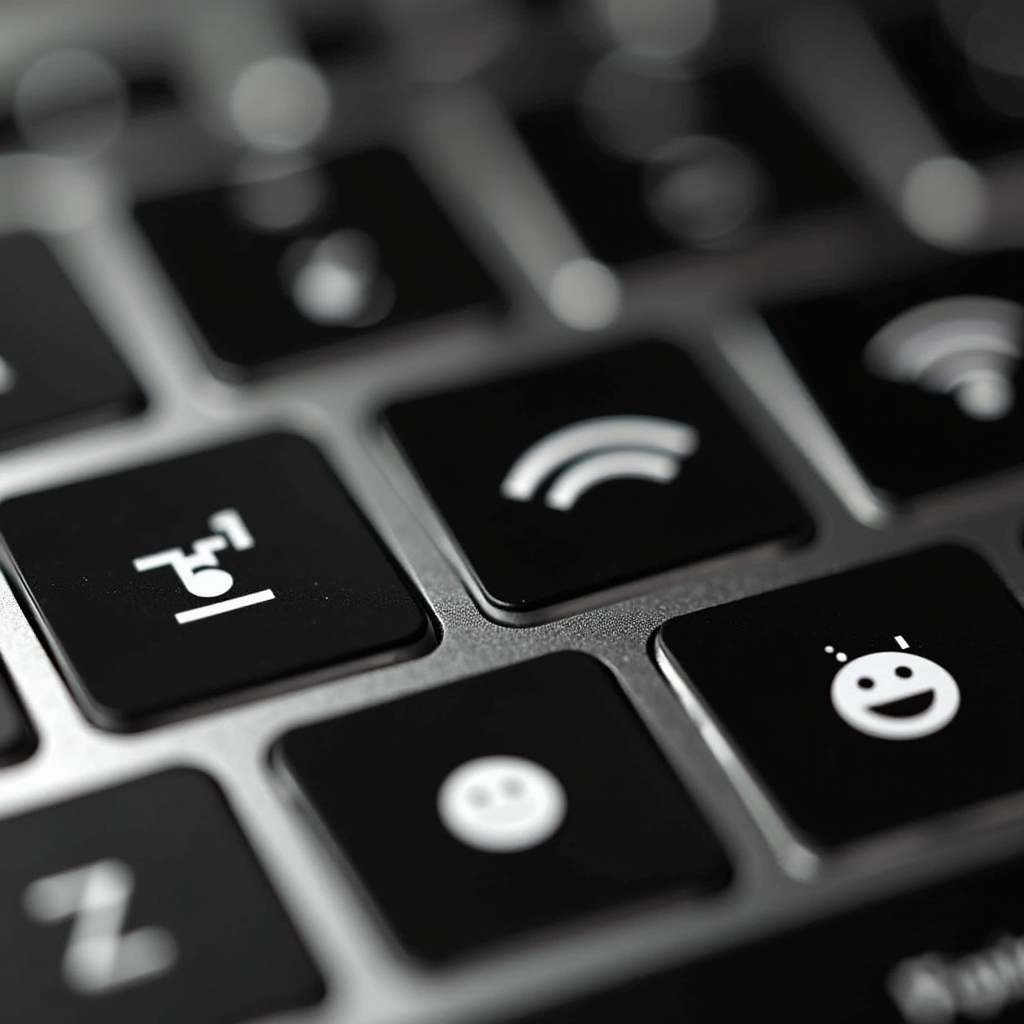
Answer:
133 508 275 623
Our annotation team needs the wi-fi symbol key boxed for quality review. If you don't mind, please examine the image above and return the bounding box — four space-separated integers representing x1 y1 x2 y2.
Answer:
500 416 700 512
864 296 1022 421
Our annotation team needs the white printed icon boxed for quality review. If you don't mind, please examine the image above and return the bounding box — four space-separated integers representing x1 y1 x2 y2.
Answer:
864 296 1022 421
133 508 275 624
829 637 961 741
23 859 177 996
437 755 567 853
500 416 699 511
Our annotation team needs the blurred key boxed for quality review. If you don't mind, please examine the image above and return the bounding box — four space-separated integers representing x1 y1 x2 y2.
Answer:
881 4 1024 162
764 250 1024 500
508 850 1024 1023
0 235 144 449
0 769 323 1024
516 65 857 264
135 148 500 373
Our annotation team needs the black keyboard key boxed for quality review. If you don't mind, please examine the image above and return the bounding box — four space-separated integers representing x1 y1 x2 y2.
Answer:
0 433 432 727
509 850 1024 1024
0 235 143 448
0 664 32 765
135 148 500 373
384 341 810 615
0 769 323 1024
275 652 731 961
656 546 1024 849
516 66 856 264
765 251 1024 500
881 10 1024 162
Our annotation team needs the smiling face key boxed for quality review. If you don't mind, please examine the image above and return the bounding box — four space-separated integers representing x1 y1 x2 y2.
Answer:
830 651 961 740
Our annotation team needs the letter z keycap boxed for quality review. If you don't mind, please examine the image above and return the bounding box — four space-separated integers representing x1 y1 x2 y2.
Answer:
0 433 432 727
0 769 323 1024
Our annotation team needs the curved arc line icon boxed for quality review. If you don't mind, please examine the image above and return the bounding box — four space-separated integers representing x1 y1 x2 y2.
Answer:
500 415 700 511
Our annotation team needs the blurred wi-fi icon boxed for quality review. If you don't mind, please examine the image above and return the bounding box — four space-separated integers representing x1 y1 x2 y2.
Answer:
864 295 1022 421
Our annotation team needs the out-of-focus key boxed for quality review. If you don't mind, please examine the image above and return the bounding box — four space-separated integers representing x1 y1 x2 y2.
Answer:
0 769 324 1024
135 148 500 373
764 251 1024 500
507 851 1024 1024
0 235 144 448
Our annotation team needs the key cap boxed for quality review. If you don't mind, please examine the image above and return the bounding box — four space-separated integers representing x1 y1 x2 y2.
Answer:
508 850 1024 1024
0 768 323 1024
763 251 1024 500
881 8 1024 162
516 66 856 264
0 433 432 727
134 147 500 373
0 235 144 448
383 341 810 616
0 663 33 765
274 652 731 961
656 546 1024 850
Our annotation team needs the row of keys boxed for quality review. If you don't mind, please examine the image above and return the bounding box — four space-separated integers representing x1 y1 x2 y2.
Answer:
0 546 1021 1017
0 343 1022 727
0 224 1019 511
271 548 1024 965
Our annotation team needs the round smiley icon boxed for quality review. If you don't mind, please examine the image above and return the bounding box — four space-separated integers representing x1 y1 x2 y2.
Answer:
437 755 567 853
830 651 961 740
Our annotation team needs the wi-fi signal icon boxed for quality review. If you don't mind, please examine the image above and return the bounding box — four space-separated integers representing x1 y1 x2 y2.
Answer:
500 415 699 512
864 296 1022 421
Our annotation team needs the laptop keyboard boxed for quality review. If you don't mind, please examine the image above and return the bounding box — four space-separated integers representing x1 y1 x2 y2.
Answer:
0 2 1021 1024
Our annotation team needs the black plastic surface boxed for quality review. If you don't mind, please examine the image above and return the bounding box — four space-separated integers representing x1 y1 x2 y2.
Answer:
0 769 323 1024
276 652 731 961
0 433 432 726
385 341 811 613
659 546 1024 847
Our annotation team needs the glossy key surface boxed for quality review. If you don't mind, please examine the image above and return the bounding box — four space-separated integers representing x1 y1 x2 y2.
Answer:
0 433 432 727
276 652 731 961
0 769 323 1024
384 341 810 616
657 546 1024 849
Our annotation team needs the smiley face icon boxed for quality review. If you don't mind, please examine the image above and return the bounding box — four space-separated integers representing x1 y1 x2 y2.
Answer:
830 651 961 740
437 755 567 853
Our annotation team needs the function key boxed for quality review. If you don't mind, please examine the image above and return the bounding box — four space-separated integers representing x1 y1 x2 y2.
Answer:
134 148 501 373
509 849 1024 1024
0 235 144 449
275 652 731 961
384 341 810 615
0 433 432 727
656 546 1024 850
0 769 323 1024
764 251 1024 500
